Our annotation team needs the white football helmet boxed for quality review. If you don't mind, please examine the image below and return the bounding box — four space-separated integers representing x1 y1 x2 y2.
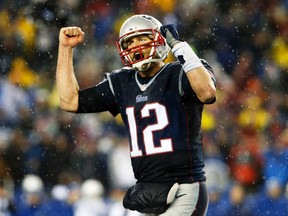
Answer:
116 14 170 71
80 179 104 199
22 174 44 194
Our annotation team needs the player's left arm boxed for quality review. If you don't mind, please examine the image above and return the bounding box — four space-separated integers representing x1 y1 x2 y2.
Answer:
160 25 216 103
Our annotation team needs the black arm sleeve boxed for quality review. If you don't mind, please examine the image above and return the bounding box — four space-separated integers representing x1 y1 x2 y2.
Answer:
77 80 119 116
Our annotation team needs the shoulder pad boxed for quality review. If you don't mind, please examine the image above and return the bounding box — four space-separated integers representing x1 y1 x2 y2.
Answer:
112 66 133 74
105 67 134 78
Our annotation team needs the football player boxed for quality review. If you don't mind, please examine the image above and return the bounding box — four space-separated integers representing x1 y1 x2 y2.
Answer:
56 14 216 216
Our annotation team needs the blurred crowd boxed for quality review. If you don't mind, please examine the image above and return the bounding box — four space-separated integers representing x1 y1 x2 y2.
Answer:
0 0 287 215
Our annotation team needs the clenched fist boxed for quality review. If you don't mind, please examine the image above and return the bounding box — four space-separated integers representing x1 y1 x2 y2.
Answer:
59 26 85 48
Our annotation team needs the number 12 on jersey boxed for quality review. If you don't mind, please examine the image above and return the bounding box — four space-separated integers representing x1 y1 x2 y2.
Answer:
126 102 173 157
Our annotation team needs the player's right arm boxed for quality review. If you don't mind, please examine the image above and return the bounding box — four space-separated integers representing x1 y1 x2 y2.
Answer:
56 26 85 112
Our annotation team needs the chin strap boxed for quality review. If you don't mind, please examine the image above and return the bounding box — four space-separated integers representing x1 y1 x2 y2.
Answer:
132 43 167 71
132 55 166 71
132 60 152 71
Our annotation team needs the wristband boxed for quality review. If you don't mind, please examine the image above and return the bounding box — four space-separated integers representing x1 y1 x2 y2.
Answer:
171 42 202 73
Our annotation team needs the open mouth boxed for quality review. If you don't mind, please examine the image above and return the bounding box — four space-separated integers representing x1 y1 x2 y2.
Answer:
134 52 142 61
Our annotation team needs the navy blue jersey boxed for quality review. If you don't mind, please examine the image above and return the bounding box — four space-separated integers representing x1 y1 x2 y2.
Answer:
77 61 216 184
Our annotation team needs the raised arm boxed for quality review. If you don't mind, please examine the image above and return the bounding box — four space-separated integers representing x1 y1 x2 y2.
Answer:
160 25 216 103
56 26 85 112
